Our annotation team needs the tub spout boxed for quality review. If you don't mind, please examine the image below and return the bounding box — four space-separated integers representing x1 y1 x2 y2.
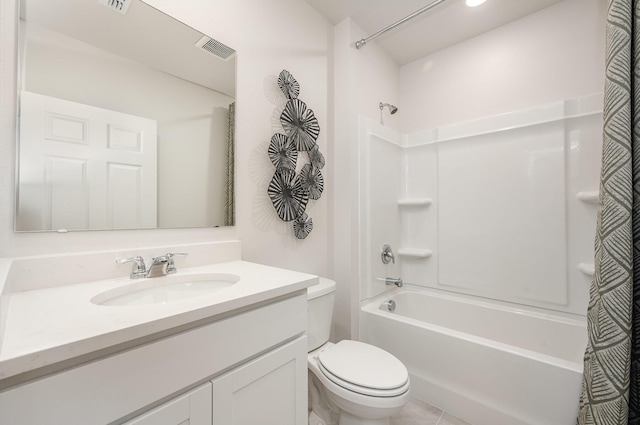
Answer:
385 277 403 287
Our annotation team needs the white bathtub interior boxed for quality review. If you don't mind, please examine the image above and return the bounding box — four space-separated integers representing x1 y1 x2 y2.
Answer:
374 288 586 364
361 288 586 425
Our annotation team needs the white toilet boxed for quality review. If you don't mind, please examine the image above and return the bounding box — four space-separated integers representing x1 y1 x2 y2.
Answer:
307 277 410 425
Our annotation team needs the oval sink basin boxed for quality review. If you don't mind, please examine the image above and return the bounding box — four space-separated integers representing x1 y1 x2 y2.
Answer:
91 273 240 306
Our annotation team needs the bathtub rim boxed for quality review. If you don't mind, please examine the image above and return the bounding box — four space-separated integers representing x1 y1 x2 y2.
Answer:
362 283 587 324
360 285 586 372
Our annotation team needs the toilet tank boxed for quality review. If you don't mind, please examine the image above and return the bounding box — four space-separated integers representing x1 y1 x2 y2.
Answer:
307 277 336 352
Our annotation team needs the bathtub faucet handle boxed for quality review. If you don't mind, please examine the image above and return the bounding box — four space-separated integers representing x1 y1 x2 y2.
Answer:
381 244 395 264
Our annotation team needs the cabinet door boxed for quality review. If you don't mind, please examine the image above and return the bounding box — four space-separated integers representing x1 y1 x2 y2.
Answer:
211 337 307 425
125 382 212 425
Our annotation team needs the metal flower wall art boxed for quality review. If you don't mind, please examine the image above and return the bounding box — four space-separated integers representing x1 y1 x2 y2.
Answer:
268 70 325 239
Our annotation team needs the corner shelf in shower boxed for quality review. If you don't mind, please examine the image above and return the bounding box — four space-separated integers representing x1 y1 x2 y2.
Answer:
397 248 433 258
577 263 595 277
397 198 432 207
576 191 599 205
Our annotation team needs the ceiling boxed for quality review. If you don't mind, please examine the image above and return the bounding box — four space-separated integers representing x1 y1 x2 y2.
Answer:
22 0 236 97
305 0 566 65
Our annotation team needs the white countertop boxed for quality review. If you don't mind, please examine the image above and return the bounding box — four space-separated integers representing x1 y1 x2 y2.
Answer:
0 260 317 382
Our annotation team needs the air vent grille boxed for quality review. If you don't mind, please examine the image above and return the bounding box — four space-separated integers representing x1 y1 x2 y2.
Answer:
97 0 132 15
196 36 236 61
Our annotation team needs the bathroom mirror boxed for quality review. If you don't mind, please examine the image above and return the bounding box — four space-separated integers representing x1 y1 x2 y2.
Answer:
15 0 236 231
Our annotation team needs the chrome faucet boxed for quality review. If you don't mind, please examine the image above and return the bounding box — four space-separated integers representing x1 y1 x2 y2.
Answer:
385 277 403 287
375 276 403 287
147 252 188 277
116 256 147 279
116 252 188 279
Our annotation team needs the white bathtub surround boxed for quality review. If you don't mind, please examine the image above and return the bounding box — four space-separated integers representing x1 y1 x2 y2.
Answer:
359 93 602 315
358 119 404 302
0 240 317 387
361 286 586 425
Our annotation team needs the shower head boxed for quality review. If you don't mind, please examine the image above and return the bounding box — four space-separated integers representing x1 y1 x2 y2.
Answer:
379 102 398 114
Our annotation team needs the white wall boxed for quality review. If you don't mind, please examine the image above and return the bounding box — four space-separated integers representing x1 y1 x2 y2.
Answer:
0 0 331 278
400 0 607 133
332 18 400 340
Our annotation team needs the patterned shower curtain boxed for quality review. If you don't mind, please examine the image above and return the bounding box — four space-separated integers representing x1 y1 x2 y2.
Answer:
577 1 640 424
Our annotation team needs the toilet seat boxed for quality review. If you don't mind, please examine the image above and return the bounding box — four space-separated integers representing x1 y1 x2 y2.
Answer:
317 340 409 397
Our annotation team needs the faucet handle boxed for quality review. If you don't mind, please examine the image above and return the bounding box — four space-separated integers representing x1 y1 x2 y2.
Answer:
381 244 395 264
116 256 147 279
165 252 188 274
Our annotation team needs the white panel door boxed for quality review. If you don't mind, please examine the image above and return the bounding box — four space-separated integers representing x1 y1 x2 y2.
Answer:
18 91 157 231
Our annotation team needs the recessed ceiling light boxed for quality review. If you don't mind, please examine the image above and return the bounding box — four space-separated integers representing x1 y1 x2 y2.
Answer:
466 0 486 7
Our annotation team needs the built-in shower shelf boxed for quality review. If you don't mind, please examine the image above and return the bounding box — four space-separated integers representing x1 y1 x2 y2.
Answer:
398 248 433 258
577 191 599 205
578 263 595 277
397 198 433 207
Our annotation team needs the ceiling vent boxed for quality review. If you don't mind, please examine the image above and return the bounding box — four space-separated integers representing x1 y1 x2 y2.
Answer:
97 0 132 15
195 36 236 61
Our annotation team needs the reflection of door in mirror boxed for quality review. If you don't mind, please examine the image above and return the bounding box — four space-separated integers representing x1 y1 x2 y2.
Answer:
17 91 158 231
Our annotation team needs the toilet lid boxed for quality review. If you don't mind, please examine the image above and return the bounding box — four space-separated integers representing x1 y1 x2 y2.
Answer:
318 340 409 395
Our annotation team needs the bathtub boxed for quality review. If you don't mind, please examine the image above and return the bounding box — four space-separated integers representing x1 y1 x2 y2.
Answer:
359 286 587 425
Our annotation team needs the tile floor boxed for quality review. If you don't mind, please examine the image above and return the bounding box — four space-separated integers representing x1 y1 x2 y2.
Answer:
390 398 472 425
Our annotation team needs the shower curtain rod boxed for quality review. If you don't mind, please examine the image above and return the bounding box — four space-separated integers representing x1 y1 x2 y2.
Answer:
355 0 447 49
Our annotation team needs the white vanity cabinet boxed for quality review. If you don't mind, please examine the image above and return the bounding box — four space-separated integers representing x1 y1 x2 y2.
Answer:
124 383 213 425
123 337 308 425
211 337 308 425
0 292 308 425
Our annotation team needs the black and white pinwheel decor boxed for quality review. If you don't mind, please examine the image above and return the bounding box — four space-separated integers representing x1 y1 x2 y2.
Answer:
268 133 297 171
293 213 313 240
280 98 320 152
300 164 324 200
308 144 325 170
267 169 309 222
277 69 300 100
267 69 326 239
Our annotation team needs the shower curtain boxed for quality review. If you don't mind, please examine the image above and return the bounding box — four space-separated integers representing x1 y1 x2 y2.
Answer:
577 1 640 424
